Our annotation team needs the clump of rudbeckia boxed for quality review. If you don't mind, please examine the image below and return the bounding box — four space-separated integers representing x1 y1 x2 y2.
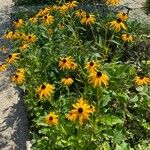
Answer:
36 83 55 99
11 69 25 84
6 53 20 64
121 34 133 42
117 11 128 21
19 43 29 52
13 19 24 29
75 9 86 18
84 60 99 73
109 18 127 32
45 112 58 126
59 56 77 70
134 76 150 86
88 71 109 87
66 98 95 124
0 63 7 72
58 4 68 14
80 14 96 25
61 77 74 86
105 0 120 6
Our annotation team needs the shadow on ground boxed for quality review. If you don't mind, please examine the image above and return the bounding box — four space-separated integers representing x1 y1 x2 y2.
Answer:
0 88 29 150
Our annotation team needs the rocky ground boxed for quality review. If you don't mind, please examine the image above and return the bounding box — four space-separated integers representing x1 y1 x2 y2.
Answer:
0 0 29 150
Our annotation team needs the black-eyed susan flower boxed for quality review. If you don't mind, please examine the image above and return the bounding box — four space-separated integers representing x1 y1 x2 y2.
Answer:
1 46 7 52
59 4 68 14
42 15 54 25
61 77 74 86
6 53 20 64
19 43 29 52
117 11 128 21
121 34 133 42
29 17 37 24
70 62 78 70
11 72 25 84
59 56 74 70
66 1 78 9
134 76 150 86
80 14 96 25
3 31 14 40
16 68 25 74
84 60 99 73
105 0 120 6
0 63 7 72
109 18 127 32
45 112 58 126
14 32 26 40
36 83 55 99
13 19 24 28
88 71 109 87
75 9 86 18
66 98 94 124
25 34 37 43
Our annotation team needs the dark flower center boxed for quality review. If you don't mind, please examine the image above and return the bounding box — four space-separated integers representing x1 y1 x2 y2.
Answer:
122 13 126 16
0 64 2 67
96 72 102 77
20 33 23 36
8 55 12 58
44 16 47 19
126 34 129 38
86 15 90 19
63 59 67 63
140 76 144 79
117 18 122 23
41 84 46 89
90 62 94 66
16 19 19 23
15 75 19 78
6 31 9 34
28 36 31 39
49 116 53 120
78 107 83 113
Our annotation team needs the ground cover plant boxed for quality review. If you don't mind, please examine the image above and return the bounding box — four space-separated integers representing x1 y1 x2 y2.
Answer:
1 0 150 149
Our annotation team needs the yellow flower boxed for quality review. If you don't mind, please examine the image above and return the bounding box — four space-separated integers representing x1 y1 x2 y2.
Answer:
0 63 7 72
59 4 68 14
11 72 25 84
109 18 127 32
16 68 25 74
19 43 29 52
75 9 86 18
6 53 20 64
80 14 96 25
66 98 94 124
29 17 37 24
121 34 133 42
105 0 120 6
134 76 150 86
14 32 26 40
45 112 58 126
84 60 99 73
3 31 14 40
70 62 78 70
36 83 55 99
117 11 128 21
25 34 37 43
61 77 74 86
1 46 7 52
13 19 24 28
42 15 54 25
59 56 74 70
48 28 53 35
88 71 109 87
58 23 65 30
66 1 78 9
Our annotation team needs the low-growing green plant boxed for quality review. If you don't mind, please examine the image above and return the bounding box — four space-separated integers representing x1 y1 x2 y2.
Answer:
1 0 150 149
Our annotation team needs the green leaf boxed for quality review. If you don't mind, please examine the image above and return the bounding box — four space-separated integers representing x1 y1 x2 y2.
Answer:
131 95 139 102
101 115 124 126
101 95 111 106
